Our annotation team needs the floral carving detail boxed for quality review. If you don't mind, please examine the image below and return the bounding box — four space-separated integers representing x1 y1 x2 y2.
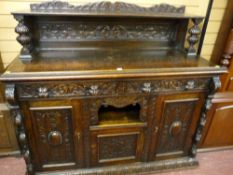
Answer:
17 79 211 99
30 1 185 14
39 23 175 41
98 134 138 161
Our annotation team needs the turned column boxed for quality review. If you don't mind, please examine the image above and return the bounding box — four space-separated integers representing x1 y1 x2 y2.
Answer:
14 15 33 63
187 18 203 57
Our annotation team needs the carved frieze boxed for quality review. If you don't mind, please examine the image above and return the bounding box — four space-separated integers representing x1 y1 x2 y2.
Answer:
127 78 211 94
16 78 211 99
30 1 185 14
39 22 175 41
88 96 149 125
17 81 117 99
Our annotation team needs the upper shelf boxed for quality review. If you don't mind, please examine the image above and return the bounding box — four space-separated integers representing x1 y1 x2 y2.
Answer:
12 1 204 19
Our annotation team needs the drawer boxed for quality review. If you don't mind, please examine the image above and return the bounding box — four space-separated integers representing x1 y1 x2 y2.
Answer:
17 81 118 99
16 78 211 99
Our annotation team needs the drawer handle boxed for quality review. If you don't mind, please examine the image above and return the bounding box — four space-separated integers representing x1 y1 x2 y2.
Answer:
185 80 195 90
48 131 63 146
141 83 152 93
89 85 99 95
37 87 49 97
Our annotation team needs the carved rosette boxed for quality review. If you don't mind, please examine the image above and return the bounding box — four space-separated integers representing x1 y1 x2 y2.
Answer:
14 15 33 62
187 18 202 57
190 76 221 157
5 84 34 174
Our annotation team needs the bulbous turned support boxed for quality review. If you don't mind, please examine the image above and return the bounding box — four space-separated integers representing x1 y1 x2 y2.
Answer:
186 18 203 57
14 14 33 63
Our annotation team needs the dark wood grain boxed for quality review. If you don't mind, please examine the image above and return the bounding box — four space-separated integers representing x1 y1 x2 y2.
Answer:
0 1 227 175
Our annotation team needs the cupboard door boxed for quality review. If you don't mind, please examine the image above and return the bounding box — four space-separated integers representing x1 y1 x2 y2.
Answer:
22 100 82 171
150 93 204 160
201 100 233 148
90 127 145 166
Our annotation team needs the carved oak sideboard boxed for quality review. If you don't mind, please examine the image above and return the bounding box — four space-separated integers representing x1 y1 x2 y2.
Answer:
0 1 227 175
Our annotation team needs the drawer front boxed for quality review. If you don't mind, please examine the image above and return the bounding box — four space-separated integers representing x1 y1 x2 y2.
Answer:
16 78 211 99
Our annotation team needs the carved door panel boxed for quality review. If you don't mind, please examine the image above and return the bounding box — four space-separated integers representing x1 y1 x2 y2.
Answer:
21 100 83 171
149 93 204 160
87 95 150 166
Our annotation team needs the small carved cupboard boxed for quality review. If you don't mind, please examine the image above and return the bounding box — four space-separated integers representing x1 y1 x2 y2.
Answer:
0 1 227 175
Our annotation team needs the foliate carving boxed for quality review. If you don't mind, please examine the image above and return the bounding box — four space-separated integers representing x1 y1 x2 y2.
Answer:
31 108 75 164
31 1 185 14
186 18 203 57
157 100 197 154
17 79 211 99
5 84 16 105
17 81 117 99
98 134 138 161
11 109 34 175
88 96 149 125
191 75 221 157
127 78 211 94
39 23 175 41
14 14 33 62
212 76 221 91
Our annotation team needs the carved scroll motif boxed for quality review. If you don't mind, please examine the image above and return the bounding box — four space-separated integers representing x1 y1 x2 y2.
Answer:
5 84 34 175
30 1 185 14
190 76 221 157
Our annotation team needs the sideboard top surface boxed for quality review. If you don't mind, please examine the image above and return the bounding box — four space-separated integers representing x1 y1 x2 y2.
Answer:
1 50 226 81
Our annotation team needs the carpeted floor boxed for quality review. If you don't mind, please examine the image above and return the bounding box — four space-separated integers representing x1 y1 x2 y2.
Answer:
0 149 233 175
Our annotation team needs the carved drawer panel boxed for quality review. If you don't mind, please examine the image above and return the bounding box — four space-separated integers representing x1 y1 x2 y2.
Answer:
30 106 76 168
126 78 211 94
90 128 145 166
17 81 117 99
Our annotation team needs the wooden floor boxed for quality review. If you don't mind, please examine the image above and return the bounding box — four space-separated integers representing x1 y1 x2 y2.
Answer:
0 149 233 175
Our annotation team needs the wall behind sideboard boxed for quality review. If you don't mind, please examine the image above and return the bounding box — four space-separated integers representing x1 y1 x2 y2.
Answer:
0 0 228 68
